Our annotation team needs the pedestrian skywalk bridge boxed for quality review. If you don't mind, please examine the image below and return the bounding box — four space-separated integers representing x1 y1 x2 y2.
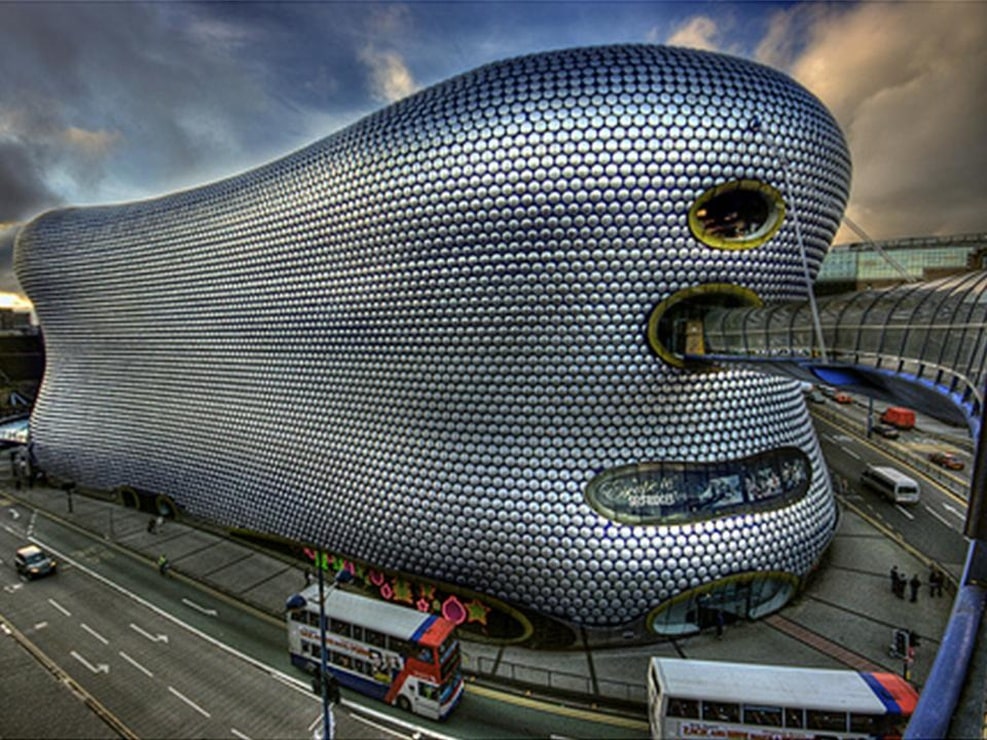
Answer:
659 272 987 438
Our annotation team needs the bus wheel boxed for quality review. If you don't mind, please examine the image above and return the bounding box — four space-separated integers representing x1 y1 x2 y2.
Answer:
397 696 411 713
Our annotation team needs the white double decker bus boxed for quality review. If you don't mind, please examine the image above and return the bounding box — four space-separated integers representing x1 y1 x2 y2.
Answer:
286 584 464 720
648 658 917 739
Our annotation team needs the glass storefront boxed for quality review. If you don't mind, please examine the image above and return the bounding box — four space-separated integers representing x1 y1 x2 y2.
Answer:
647 572 798 635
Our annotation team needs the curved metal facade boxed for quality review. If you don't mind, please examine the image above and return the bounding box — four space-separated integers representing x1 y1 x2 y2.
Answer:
14 45 851 630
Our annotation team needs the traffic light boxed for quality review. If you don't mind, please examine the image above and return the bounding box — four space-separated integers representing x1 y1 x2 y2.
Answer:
893 628 910 657
325 673 341 705
312 670 341 704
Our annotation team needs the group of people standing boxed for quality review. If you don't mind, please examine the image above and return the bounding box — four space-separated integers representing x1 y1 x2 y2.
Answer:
890 564 946 602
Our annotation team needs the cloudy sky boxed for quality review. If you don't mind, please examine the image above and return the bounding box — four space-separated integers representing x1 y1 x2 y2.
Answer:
1 1 985 309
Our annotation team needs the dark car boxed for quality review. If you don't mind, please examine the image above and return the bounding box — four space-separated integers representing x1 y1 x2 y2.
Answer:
929 451 965 471
873 425 900 440
14 544 58 579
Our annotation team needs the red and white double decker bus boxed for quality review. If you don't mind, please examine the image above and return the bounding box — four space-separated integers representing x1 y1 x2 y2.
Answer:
286 584 464 720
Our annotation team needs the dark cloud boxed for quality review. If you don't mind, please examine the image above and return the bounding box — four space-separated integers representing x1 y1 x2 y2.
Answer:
762 2 987 241
0 225 23 296
0 140 60 222
0 3 303 217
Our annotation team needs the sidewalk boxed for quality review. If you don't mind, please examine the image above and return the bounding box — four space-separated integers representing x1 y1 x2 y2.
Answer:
3 476 953 712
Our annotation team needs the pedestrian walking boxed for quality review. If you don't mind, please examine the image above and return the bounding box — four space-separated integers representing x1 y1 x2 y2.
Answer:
890 565 900 595
715 609 725 640
909 574 921 603
929 567 944 598
157 554 170 576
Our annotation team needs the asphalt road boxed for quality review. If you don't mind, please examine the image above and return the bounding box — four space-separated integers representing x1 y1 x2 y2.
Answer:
0 507 397 740
0 492 647 739
812 412 969 579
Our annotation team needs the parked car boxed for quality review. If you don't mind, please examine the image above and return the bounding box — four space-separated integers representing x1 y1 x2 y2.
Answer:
14 544 57 580
929 451 965 471
805 389 826 404
873 425 900 440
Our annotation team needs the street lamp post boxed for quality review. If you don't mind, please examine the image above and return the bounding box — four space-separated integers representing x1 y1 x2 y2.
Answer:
316 552 334 740
314 552 345 740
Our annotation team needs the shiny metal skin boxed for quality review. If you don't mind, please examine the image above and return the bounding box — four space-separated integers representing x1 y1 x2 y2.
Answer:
15 44 850 629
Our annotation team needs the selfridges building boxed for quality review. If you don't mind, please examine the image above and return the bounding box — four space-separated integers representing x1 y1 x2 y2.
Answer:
16 44 851 643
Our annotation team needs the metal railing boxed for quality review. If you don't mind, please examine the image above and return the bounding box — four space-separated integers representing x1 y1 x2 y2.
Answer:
466 654 648 707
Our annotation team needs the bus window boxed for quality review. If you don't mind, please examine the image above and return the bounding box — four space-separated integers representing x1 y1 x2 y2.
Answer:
307 612 320 628
419 683 438 701
850 713 879 733
784 707 804 728
415 645 434 663
743 704 782 727
365 628 386 648
703 701 740 723
351 625 364 643
389 636 411 656
330 618 351 637
807 709 847 732
665 698 697 718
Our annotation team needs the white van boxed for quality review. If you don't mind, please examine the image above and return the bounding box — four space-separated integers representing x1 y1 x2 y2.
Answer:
859 465 921 504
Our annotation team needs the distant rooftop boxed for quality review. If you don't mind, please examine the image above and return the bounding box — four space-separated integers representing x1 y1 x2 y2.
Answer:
819 232 987 285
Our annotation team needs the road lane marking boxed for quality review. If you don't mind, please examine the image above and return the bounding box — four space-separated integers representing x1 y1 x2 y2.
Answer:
894 505 915 520
48 598 71 617
34 621 48 631
943 503 966 520
29 538 431 737
841 447 861 460
231 730 251 740
181 598 218 617
925 505 961 533
81 623 109 645
129 622 169 643
71 650 110 674
168 685 211 718
118 651 154 678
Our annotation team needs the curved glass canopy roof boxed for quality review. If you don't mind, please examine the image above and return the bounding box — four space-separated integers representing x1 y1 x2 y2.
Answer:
685 272 987 437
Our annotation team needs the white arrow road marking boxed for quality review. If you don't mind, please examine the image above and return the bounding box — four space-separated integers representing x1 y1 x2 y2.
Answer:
81 623 109 645
181 598 218 617
895 505 915 520
168 685 211 718
129 622 169 643
48 598 71 617
943 503 966 520
118 651 154 678
4 583 23 594
71 650 109 674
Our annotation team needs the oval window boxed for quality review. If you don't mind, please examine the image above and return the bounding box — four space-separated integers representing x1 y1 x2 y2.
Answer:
646 283 763 369
689 180 785 250
584 447 811 527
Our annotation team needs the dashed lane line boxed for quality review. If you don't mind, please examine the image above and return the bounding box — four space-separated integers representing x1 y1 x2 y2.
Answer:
168 685 211 718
